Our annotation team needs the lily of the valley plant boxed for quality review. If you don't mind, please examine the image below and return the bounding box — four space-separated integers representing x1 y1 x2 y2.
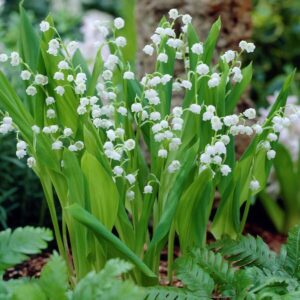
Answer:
0 7 297 285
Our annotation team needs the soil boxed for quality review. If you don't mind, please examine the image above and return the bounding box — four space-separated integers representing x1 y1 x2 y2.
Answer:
3 253 51 281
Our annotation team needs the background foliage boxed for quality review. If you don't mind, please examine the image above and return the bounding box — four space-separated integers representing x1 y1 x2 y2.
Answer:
251 0 300 104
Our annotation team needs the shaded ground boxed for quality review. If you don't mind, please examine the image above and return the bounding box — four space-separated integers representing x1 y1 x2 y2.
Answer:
3 253 51 280
4 223 285 282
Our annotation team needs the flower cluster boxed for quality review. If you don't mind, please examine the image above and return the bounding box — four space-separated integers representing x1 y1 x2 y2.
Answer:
0 116 14 134
0 8 298 203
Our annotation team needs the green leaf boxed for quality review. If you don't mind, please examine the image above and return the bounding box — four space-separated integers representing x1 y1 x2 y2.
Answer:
72 50 91 82
126 80 151 147
8 227 52 254
86 49 103 98
202 18 221 65
211 71 295 239
187 24 200 71
61 150 92 278
39 253 68 300
81 152 119 230
66 204 157 283
116 0 137 66
245 266 298 298
189 248 236 288
175 169 214 252
72 259 144 300
0 72 33 139
175 256 214 296
284 224 300 279
0 227 53 272
19 4 39 71
213 235 279 271
211 159 250 239
8 281 46 300
62 151 86 207
144 149 197 266
0 71 61 173
216 62 230 116
0 280 11 300
274 144 298 210
146 286 203 300
82 125 111 174
157 42 176 117
242 70 295 161
19 4 46 121
225 63 253 114
40 33 80 135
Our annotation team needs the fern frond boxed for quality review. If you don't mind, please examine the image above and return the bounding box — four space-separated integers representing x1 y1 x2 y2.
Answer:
189 248 236 285
175 256 214 296
1 256 143 300
246 267 298 296
187 247 269 298
0 227 53 272
284 224 300 279
39 252 68 300
213 235 279 271
71 258 144 300
145 286 207 300
101 258 133 277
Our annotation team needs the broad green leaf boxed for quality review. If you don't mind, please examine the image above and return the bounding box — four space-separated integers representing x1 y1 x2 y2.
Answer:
175 256 214 297
211 71 295 239
0 72 33 139
72 49 91 82
156 41 176 117
39 28 80 135
218 137 236 194
175 169 214 253
71 258 145 300
225 63 253 114
62 151 86 207
38 171 65 258
66 204 157 283
145 150 196 267
10 281 46 300
39 253 68 300
62 150 91 278
202 17 221 65
83 125 111 174
19 4 46 122
242 70 295 161
117 0 137 66
216 62 230 116
0 227 52 272
81 152 119 230
0 78 60 173
86 48 103 98
146 286 205 300
19 4 39 70
274 143 297 211
187 24 200 71
284 224 300 279
126 80 151 146
9 227 52 254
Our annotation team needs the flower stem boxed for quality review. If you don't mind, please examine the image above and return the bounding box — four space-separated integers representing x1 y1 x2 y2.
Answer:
167 222 176 284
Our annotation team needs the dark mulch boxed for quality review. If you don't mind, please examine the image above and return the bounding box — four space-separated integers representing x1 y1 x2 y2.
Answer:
3 253 51 281
3 222 286 284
